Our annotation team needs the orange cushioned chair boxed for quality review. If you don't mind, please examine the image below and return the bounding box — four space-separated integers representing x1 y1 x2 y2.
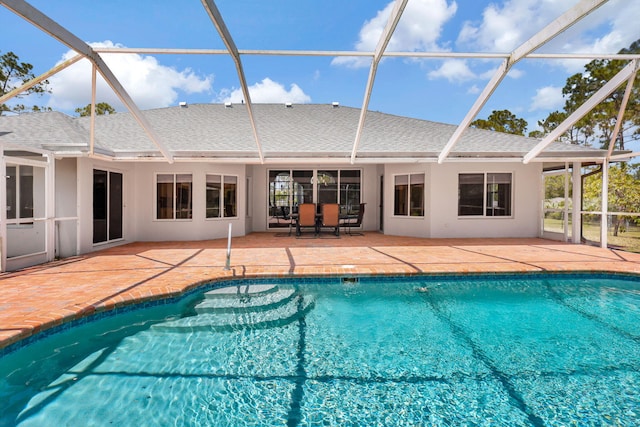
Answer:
319 203 340 237
296 203 317 237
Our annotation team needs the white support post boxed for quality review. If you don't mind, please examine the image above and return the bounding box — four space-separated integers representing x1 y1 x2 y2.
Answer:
564 163 570 242
45 154 56 262
572 162 582 244
601 160 608 249
75 158 81 256
0 143 6 272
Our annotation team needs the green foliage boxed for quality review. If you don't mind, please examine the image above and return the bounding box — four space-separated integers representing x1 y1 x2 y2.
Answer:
0 51 51 115
538 38 640 149
544 175 568 199
471 109 528 136
75 102 116 117
583 164 640 235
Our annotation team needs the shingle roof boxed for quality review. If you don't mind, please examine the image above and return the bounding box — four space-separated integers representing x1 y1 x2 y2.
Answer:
0 103 609 161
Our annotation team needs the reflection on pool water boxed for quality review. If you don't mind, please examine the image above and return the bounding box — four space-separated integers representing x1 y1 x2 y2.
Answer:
1 274 639 426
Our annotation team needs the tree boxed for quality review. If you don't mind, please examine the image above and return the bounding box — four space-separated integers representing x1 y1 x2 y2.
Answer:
471 109 528 136
559 39 640 150
582 164 640 236
75 102 116 117
0 51 50 115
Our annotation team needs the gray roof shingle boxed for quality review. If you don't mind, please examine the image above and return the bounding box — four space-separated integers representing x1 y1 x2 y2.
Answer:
0 103 609 161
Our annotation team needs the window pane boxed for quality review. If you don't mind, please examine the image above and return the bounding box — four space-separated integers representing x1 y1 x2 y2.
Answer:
410 173 424 216
293 170 313 205
6 166 16 220
223 176 237 217
93 169 108 243
109 172 123 240
206 174 221 218
157 174 174 219
394 175 408 216
340 170 361 214
486 173 511 216
19 166 34 219
458 173 483 216
176 174 192 219
317 170 338 205
269 170 291 229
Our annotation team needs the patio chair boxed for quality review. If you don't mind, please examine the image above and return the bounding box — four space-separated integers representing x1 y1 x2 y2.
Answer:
318 203 340 237
296 203 317 237
279 206 295 235
342 203 365 235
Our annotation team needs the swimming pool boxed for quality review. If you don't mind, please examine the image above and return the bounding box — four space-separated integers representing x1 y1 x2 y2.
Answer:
1 273 639 426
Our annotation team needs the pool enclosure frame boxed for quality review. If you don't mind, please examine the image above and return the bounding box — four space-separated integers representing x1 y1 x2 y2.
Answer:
1 0 640 271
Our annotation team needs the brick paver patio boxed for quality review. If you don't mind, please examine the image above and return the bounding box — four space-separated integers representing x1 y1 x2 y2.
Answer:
2 232 640 351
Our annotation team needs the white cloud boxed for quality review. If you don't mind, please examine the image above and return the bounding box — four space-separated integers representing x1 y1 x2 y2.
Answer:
428 59 476 83
47 41 212 112
467 84 481 94
549 0 640 72
220 78 311 104
457 0 572 52
530 85 564 112
457 0 639 73
427 60 523 83
333 0 457 68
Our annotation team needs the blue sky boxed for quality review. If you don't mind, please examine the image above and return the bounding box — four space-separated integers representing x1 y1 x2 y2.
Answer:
1 0 638 134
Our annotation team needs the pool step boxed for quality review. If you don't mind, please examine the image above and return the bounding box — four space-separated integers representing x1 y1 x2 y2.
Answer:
153 295 315 333
195 289 297 314
203 283 279 299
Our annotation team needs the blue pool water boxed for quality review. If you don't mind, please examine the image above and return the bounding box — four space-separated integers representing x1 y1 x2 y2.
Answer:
1 274 639 426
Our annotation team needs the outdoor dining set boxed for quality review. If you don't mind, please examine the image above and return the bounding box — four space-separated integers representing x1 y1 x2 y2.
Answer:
282 202 365 237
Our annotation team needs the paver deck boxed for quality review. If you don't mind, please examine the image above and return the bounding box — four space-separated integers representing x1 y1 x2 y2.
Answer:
2 232 640 351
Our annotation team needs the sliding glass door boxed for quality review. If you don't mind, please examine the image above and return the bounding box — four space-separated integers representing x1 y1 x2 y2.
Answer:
267 169 361 229
93 169 123 244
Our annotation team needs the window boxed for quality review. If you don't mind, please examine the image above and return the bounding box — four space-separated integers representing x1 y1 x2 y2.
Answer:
156 173 192 220
6 165 33 222
317 170 338 205
340 170 361 214
317 169 361 213
458 172 512 217
206 174 237 218
394 173 424 216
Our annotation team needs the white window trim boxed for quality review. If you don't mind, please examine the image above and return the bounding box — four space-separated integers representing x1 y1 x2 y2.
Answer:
5 163 35 226
93 167 125 245
457 171 515 219
392 172 425 218
205 173 239 220
154 172 193 221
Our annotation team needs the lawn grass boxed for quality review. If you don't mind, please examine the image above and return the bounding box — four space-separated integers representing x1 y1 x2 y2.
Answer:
544 218 640 253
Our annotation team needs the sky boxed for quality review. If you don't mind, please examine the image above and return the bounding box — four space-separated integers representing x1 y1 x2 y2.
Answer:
1 0 638 136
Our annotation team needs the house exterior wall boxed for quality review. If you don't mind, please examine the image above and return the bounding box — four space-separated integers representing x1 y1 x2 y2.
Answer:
55 157 78 258
66 159 541 259
380 162 542 238
129 162 246 242
429 162 542 238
